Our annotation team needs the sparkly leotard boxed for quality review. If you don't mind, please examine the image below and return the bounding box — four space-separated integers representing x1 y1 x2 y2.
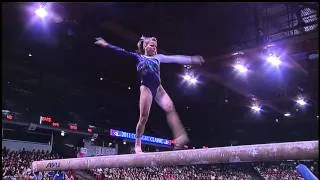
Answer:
106 44 192 97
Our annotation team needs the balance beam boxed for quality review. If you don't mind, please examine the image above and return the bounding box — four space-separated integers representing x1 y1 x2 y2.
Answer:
32 140 318 171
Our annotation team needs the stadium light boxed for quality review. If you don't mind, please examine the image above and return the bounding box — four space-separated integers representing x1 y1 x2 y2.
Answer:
251 105 261 112
233 64 248 73
35 6 48 18
189 78 198 85
267 54 281 67
284 112 291 117
182 72 198 85
183 74 192 81
296 98 307 106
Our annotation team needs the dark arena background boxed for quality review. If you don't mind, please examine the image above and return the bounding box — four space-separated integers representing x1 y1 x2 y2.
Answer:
2 2 319 180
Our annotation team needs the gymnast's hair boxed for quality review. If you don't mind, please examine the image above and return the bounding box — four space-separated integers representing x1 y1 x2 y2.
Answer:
136 35 157 54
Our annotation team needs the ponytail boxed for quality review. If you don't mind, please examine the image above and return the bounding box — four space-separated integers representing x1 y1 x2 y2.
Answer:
136 35 157 54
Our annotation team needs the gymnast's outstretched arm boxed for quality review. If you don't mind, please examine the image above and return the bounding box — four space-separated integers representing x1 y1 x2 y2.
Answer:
155 54 205 65
94 37 138 59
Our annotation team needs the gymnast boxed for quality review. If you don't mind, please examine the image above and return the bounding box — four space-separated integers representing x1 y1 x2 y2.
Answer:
94 36 204 153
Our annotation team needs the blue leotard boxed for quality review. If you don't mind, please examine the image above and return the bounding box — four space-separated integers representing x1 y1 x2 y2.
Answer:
106 44 192 97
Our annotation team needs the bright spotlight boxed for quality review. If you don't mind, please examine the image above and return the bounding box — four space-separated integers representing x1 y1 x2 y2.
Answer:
296 98 307 106
35 6 48 18
251 105 261 112
123 141 127 145
234 64 248 73
183 74 192 81
232 51 244 56
284 112 291 117
267 54 281 67
182 72 198 85
61 131 65 136
189 78 198 85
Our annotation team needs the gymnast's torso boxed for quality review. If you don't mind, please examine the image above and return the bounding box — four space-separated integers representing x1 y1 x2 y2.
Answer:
136 55 162 97
106 44 192 97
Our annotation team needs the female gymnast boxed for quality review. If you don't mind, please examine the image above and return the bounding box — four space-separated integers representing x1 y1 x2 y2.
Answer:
94 36 204 153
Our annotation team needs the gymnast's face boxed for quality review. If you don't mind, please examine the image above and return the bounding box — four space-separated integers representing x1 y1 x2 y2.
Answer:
143 38 157 56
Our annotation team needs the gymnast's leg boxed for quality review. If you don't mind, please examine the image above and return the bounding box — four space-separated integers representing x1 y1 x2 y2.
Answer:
155 85 189 148
135 85 153 153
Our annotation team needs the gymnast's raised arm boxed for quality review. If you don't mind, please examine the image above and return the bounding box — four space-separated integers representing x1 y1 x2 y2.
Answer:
94 37 138 59
155 54 205 65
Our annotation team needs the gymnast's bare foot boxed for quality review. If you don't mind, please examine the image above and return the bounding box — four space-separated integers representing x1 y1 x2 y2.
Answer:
173 133 189 150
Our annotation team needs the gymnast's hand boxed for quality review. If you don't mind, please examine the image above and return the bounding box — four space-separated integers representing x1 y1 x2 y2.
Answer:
191 55 205 65
94 37 109 47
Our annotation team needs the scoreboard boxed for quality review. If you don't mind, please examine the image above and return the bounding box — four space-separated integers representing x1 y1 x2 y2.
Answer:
39 116 94 133
40 116 60 127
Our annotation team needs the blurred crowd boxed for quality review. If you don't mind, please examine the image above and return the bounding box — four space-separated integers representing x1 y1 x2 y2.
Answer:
255 163 301 180
90 161 318 180
2 147 75 180
254 161 318 180
3 147 318 180
90 165 254 180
